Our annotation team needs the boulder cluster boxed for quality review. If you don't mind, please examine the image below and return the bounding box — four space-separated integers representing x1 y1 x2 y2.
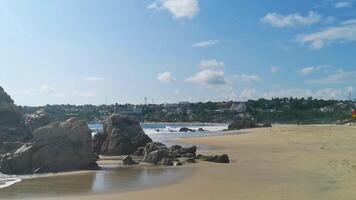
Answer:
93 114 152 156
0 87 98 175
0 86 230 175
0 118 98 174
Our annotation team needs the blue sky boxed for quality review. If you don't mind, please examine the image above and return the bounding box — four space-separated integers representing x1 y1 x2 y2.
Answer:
0 0 355 105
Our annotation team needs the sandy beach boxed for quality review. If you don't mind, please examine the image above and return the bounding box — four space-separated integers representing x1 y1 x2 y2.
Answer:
28 124 353 200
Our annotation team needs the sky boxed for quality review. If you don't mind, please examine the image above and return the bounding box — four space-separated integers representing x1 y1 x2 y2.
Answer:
0 0 355 106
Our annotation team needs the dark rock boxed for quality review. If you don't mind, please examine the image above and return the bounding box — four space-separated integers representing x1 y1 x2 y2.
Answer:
122 155 137 165
0 118 98 174
159 157 173 166
23 109 52 133
262 123 272 127
99 114 152 155
228 116 257 130
143 149 168 165
204 154 230 163
181 153 195 158
92 131 107 154
198 128 206 132
179 127 195 132
180 145 197 155
0 86 31 144
132 147 145 156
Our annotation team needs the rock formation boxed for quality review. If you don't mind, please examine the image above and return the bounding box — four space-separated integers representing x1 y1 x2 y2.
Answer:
0 86 31 154
0 118 98 174
142 142 197 166
23 109 52 133
97 114 152 156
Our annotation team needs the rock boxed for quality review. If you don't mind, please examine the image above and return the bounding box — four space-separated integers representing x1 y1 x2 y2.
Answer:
179 127 195 132
159 157 173 166
203 154 230 163
0 118 98 174
23 109 52 133
180 146 197 155
99 114 152 155
0 86 31 144
92 131 107 154
179 157 196 163
142 142 197 165
132 147 145 156
143 149 168 165
262 123 272 128
198 128 206 132
122 155 137 165
228 116 257 130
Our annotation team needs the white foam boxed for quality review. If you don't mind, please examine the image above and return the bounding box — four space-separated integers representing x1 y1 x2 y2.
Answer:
0 173 22 189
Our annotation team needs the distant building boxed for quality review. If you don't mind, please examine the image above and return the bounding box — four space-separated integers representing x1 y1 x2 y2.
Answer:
320 106 334 113
231 103 246 113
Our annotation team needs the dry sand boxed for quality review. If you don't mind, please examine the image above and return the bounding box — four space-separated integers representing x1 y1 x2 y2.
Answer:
50 125 356 200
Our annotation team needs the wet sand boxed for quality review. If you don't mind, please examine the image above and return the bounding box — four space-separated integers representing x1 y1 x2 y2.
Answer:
55 125 356 200
3 125 356 200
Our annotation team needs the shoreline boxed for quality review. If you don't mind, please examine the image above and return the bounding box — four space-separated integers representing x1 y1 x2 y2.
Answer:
51 124 356 200
3 124 356 200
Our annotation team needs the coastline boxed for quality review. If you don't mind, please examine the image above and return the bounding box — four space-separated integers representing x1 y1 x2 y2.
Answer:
3 124 356 200
47 124 356 200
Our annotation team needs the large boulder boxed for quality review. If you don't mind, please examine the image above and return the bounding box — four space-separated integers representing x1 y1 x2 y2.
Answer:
92 131 107 154
99 114 152 156
23 109 52 133
228 115 258 130
0 118 98 174
0 87 31 153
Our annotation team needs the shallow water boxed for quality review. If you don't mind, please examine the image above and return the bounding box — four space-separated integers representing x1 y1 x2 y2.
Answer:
0 166 193 199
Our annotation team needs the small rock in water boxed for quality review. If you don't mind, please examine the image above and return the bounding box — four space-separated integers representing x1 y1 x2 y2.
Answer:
204 154 230 163
122 155 137 165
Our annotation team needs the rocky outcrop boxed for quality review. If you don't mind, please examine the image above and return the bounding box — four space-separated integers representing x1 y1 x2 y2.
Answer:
92 131 107 154
23 109 52 133
97 114 152 156
0 118 98 174
228 117 257 130
179 127 195 132
0 87 31 154
142 142 197 166
122 155 137 165
228 114 272 130
196 154 230 163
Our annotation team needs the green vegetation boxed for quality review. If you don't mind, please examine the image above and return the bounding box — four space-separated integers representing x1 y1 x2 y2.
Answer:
21 97 355 124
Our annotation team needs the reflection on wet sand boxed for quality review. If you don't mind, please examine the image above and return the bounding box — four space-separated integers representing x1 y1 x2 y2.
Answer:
1 166 193 199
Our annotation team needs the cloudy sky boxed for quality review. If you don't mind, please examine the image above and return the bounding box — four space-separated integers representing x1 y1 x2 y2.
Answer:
0 0 355 105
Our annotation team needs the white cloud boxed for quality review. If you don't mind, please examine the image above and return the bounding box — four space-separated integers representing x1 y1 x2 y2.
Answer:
187 69 226 85
270 66 279 74
307 70 356 84
300 66 316 75
297 19 356 49
192 40 219 48
199 59 225 69
40 85 67 98
261 88 348 100
261 11 322 28
157 71 176 83
335 1 352 8
72 90 98 98
234 74 261 83
81 76 105 82
148 0 199 19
